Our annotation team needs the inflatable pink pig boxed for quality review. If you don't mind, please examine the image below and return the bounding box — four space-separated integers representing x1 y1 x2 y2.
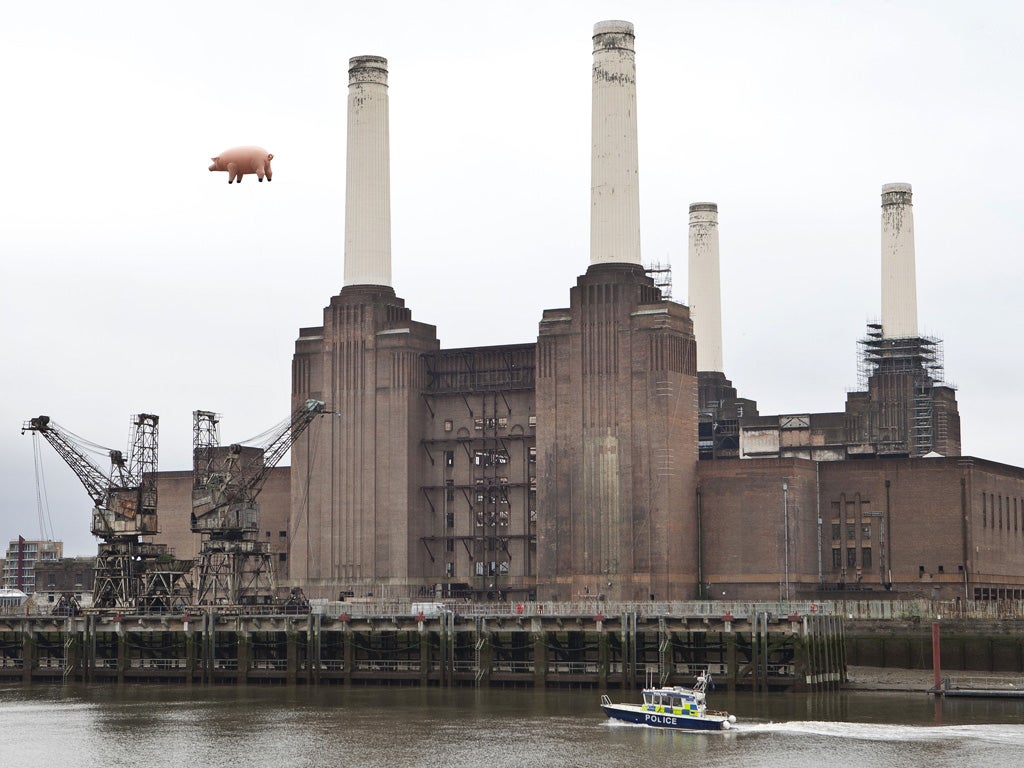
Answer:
209 146 274 183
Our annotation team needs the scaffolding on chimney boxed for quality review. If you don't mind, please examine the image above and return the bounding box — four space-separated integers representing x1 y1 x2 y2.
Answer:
645 261 673 300
856 323 949 456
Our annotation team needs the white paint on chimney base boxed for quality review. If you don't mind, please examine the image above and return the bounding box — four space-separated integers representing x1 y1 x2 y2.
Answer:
590 20 641 266
688 202 723 373
880 182 917 338
344 55 392 288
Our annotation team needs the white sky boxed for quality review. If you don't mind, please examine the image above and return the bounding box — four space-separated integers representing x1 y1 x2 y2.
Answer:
2 1 1021 557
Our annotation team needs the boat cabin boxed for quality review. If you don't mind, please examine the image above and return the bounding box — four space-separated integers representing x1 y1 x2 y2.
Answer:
643 687 704 716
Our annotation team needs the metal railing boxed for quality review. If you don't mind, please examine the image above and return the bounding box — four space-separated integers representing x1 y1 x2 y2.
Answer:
9 597 1024 622
129 658 187 669
943 675 1024 690
251 660 287 671
546 662 600 674
352 660 421 672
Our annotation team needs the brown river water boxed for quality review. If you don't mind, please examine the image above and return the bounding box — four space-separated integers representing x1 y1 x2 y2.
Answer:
2 682 1023 767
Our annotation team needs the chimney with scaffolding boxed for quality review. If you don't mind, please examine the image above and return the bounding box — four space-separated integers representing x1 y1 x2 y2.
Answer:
845 184 961 457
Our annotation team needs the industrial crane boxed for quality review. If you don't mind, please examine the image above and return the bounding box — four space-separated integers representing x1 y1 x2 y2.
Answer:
22 413 192 610
190 399 325 606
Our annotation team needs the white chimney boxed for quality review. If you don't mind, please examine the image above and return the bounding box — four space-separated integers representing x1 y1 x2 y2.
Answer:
590 21 641 266
344 56 392 287
688 203 723 372
880 182 918 338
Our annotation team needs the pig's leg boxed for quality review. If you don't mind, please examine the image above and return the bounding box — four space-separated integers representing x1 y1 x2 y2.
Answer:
227 162 239 183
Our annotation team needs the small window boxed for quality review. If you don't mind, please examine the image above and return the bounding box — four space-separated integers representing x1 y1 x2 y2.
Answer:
847 548 856 567
861 524 871 540
445 562 454 578
279 530 287 538
938 564 944 573
445 539 454 552
444 450 454 467
861 548 872 569
831 524 841 540
918 565 925 575
528 415 537 427
497 417 508 430
446 512 454 528
529 446 537 464
832 549 842 568
846 524 856 541
474 418 484 431
444 419 453 432
278 553 287 562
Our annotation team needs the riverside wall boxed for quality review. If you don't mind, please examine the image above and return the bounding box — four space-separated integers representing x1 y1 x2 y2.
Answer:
2 599 1019 688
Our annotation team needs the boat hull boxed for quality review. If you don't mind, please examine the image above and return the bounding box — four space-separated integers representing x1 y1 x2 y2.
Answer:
601 703 731 731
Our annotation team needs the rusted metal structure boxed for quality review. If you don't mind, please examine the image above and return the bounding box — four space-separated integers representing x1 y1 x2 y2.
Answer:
22 413 191 610
191 400 325 606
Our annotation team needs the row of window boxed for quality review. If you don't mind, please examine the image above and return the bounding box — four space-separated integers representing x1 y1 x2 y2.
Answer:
442 415 537 432
831 523 874 541
444 505 537 530
831 547 873 569
981 493 1024 533
442 560 511 579
441 447 537 468
444 480 537 506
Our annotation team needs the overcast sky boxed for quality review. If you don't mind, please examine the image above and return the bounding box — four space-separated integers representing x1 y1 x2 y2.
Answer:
2 1 1021 557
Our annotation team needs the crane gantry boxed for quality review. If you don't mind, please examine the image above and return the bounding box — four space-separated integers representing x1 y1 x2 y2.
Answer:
190 399 325 606
22 413 192 610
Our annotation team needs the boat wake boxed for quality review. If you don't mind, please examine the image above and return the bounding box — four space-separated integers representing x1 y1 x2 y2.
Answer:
737 721 1024 746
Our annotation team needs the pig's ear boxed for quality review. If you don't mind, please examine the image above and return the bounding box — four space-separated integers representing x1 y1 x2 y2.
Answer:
211 157 218 162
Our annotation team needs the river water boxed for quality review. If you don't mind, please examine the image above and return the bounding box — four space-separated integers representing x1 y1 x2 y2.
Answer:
2 684 1022 767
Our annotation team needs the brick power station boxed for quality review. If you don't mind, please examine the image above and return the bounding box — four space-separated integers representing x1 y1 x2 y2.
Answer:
151 21 1024 607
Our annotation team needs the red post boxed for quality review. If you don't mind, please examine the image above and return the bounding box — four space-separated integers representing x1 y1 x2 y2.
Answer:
932 622 941 691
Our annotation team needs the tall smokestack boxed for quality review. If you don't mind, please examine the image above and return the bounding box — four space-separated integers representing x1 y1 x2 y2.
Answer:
688 203 723 372
880 182 918 338
590 21 641 266
343 56 392 287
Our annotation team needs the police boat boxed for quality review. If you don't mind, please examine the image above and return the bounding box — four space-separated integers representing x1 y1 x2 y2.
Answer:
600 672 737 731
